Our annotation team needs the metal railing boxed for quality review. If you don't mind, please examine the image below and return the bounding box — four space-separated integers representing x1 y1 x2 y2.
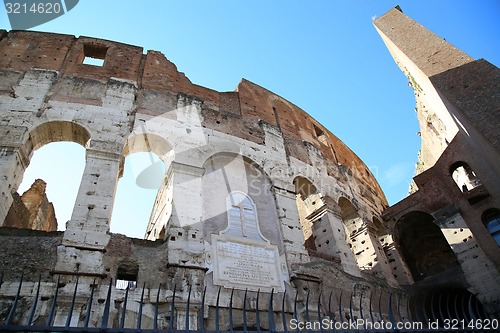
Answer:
0 274 498 332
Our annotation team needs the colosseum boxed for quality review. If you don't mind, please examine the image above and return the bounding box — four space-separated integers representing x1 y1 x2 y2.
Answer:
0 6 498 332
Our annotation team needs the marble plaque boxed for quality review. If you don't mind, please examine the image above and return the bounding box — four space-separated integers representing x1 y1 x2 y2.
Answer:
212 235 284 292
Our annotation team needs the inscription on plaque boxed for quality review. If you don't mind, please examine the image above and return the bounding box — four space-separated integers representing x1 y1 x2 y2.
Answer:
212 235 284 292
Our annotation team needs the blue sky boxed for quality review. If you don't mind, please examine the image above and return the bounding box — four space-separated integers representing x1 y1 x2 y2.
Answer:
2 1 499 238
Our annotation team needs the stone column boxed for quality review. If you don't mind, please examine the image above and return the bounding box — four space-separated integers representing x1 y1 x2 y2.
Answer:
166 161 205 267
364 225 399 286
56 143 122 276
62 143 122 250
379 234 414 285
321 203 361 277
0 125 28 226
437 212 500 301
273 187 310 266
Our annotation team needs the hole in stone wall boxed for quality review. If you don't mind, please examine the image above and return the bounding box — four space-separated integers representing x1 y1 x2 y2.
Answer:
313 124 328 145
110 152 166 240
82 43 108 66
116 261 139 290
5 142 85 232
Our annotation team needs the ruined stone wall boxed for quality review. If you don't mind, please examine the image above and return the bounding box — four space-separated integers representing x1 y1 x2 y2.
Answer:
375 7 500 310
4 179 57 231
0 28 400 329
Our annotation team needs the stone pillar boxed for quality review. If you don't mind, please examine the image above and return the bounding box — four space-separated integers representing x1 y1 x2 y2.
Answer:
364 225 398 286
437 212 500 301
322 204 361 277
273 187 310 266
0 125 29 226
380 234 414 285
62 144 122 249
166 161 205 267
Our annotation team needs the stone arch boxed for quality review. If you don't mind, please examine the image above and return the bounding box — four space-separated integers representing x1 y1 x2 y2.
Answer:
113 132 173 240
394 211 459 282
123 132 173 162
2 121 90 229
338 197 378 271
450 161 481 193
292 176 341 260
25 120 91 154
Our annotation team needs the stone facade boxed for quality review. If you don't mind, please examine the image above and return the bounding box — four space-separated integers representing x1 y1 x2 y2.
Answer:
0 6 498 330
375 6 500 307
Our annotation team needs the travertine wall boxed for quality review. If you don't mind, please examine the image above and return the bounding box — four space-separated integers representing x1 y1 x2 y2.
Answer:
375 7 500 309
0 28 399 328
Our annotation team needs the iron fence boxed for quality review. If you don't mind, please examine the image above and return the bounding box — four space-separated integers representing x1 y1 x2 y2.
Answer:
0 274 498 332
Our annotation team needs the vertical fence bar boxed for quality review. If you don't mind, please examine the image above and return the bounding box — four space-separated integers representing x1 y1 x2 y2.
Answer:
339 290 344 323
170 286 177 333
282 290 288 333
473 295 482 319
154 284 161 331
119 284 129 329
27 275 41 326
84 279 96 328
429 294 437 323
255 289 261 332
348 290 354 331
387 293 396 329
358 291 365 332
444 294 452 322
467 292 477 321
137 282 145 329
199 286 206 333
46 275 60 327
268 289 275 333
229 288 234 332
215 287 221 332
438 293 445 324
405 294 412 324
101 278 113 329
243 289 248 333
369 292 375 325
304 289 310 328
422 295 430 327
5 274 23 325
377 292 383 324
185 284 191 332
317 291 324 333
65 277 79 328
329 291 337 333
293 290 299 332
396 293 403 324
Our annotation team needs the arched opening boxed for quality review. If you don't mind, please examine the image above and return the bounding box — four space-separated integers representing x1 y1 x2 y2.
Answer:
450 162 481 193
202 153 281 246
395 211 459 282
338 197 377 270
111 132 172 240
293 177 338 260
3 121 89 231
116 260 139 290
482 209 500 246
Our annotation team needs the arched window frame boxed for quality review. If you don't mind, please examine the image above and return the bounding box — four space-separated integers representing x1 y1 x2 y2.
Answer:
223 191 268 242
450 161 481 193
482 209 500 246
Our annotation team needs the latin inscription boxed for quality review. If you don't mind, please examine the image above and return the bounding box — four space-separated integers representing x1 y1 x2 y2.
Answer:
212 235 284 292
